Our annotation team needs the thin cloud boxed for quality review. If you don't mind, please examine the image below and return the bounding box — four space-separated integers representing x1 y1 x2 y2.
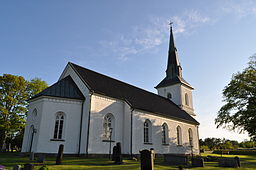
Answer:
99 10 211 61
221 0 256 18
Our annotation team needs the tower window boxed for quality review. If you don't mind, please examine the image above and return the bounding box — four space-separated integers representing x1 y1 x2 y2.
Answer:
185 93 189 106
167 93 172 100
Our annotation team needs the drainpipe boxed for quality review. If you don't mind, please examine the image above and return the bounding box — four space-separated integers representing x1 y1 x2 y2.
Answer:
78 99 85 156
86 93 93 158
130 108 134 158
197 125 200 155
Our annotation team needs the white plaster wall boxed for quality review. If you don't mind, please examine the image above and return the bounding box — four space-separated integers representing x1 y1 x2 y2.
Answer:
35 97 83 154
181 85 195 116
132 110 199 155
157 84 181 106
21 99 44 153
88 94 127 154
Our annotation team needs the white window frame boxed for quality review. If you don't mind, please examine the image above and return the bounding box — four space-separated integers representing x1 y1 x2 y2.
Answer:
188 128 193 146
177 125 182 145
103 113 115 141
144 119 152 144
162 123 168 144
53 112 65 140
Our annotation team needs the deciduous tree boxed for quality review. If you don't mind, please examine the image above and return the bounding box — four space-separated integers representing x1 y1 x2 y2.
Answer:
215 56 256 140
0 74 48 151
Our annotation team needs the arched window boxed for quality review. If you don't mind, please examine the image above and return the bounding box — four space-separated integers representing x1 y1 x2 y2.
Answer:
185 93 189 106
162 123 168 144
144 119 152 143
167 93 172 100
188 128 193 146
53 112 65 140
103 113 115 140
177 126 182 145
32 109 37 117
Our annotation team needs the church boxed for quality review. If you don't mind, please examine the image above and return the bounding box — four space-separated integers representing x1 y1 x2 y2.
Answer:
21 27 200 156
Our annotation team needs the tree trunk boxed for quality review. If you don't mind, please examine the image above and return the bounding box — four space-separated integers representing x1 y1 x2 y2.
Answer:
0 131 7 152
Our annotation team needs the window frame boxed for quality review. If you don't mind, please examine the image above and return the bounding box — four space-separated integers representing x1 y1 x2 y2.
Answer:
103 113 115 142
52 112 65 141
162 123 169 145
188 128 193 146
144 119 152 144
177 125 182 146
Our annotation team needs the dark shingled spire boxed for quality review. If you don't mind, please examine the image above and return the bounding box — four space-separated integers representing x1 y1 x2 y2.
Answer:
166 26 182 79
155 26 193 89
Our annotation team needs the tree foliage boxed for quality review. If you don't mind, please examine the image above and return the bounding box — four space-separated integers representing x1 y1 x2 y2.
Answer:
0 74 48 150
215 56 256 140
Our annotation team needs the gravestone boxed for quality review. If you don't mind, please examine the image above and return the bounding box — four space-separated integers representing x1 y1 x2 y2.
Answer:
29 152 34 160
112 146 117 161
24 163 34 170
37 154 45 163
235 156 241 167
219 157 239 168
56 144 64 165
192 157 204 167
114 142 123 164
140 149 154 170
164 154 188 166
13 165 21 170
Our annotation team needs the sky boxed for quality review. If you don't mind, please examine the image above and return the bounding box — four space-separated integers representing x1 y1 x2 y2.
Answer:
1 0 255 142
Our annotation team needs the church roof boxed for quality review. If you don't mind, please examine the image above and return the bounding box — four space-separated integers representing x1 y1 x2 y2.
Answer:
70 62 199 125
30 75 84 100
155 76 193 89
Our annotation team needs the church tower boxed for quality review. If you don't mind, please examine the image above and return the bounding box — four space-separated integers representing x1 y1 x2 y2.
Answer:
155 26 195 116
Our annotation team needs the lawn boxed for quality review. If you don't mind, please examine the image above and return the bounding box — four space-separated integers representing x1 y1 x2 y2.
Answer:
0 152 256 169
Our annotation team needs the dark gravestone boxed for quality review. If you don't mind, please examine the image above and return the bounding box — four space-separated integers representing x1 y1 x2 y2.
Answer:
219 158 239 168
112 146 117 161
24 164 34 170
13 165 21 170
56 144 64 165
140 149 154 170
192 157 204 167
37 154 45 163
114 142 123 164
164 154 189 166
235 156 241 167
29 152 34 160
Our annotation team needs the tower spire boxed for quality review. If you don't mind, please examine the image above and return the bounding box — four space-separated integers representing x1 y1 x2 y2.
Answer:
166 24 182 79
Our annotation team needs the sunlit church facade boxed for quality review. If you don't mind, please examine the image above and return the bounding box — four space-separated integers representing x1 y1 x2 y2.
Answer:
21 27 200 156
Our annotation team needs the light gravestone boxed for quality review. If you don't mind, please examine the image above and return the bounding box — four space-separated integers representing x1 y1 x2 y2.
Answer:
140 149 154 170
56 144 64 165
13 165 21 170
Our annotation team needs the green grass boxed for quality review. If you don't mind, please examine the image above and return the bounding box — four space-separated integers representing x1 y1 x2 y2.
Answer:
0 152 256 169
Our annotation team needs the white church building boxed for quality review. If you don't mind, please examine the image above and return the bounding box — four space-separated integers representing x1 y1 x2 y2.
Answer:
21 27 200 156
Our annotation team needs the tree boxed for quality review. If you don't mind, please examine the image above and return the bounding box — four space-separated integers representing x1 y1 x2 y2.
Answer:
215 55 256 140
0 74 48 151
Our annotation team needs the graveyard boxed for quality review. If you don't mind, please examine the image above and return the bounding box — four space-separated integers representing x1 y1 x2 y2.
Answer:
1 152 256 169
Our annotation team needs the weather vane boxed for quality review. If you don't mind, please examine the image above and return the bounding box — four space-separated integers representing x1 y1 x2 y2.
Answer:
169 21 173 27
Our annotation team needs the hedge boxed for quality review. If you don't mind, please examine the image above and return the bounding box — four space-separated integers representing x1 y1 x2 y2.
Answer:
213 150 256 155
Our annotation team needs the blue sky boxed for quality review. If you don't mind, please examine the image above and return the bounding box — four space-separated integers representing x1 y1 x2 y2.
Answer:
1 0 255 142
